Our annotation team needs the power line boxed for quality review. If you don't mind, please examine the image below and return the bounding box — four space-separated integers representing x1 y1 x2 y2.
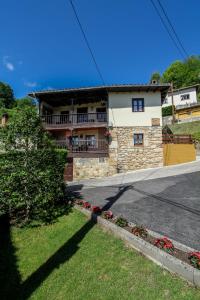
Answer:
69 0 123 181
150 0 186 59
69 0 106 85
156 0 189 58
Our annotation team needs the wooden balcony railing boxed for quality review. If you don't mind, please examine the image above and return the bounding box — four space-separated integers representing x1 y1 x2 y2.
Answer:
55 139 108 153
41 113 107 128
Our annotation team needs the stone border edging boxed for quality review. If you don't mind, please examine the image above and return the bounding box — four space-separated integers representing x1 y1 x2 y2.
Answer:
75 205 200 287
127 221 199 253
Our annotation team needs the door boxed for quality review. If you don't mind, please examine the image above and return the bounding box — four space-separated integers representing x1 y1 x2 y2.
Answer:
60 111 69 124
64 157 73 181
77 107 88 123
96 107 106 122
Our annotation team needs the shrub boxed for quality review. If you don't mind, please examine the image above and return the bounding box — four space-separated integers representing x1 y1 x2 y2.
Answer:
132 225 148 238
193 132 200 142
0 107 67 225
115 216 128 227
102 211 113 219
188 252 200 269
154 237 174 254
162 105 174 117
0 149 67 225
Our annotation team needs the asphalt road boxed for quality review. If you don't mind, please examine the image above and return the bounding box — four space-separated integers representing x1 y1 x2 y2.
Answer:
75 171 200 250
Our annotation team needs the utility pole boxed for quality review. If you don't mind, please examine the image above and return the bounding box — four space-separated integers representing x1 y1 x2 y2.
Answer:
171 82 175 124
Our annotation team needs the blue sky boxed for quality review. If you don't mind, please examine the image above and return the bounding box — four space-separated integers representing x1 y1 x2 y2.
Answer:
0 0 199 98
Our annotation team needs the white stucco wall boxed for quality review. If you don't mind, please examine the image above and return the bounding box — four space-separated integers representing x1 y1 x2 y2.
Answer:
108 91 162 127
162 87 197 107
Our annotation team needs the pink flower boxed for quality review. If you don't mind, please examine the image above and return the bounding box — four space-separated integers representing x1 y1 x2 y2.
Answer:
103 211 113 219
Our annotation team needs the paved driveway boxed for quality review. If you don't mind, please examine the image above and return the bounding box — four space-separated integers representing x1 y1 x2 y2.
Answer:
72 168 200 250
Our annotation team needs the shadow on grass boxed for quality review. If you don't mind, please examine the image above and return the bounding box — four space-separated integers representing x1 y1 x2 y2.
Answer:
0 214 21 300
0 184 131 300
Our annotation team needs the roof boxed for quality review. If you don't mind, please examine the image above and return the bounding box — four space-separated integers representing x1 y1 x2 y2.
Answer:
176 103 200 112
168 84 200 94
28 83 170 100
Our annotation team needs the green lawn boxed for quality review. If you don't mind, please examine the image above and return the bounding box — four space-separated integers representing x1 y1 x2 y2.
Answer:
169 121 200 140
1 209 200 300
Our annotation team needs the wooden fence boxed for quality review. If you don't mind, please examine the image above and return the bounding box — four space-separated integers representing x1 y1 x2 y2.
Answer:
162 134 193 144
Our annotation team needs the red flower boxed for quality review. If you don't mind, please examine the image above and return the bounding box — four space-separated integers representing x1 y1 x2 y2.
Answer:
92 206 102 213
188 252 200 260
83 201 91 209
154 237 174 252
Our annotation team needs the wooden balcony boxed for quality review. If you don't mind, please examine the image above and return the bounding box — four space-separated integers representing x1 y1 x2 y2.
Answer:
41 113 107 129
55 139 109 157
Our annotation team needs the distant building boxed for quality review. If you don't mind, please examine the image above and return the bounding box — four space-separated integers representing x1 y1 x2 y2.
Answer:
162 84 199 109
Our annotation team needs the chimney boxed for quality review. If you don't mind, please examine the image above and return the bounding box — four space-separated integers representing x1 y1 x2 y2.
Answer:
1 113 8 126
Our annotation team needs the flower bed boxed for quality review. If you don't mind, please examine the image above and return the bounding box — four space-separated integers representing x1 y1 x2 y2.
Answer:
74 199 200 270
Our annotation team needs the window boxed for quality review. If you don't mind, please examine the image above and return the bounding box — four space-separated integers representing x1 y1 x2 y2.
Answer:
132 98 144 112
180 94 190 101
133 133 144 146
72 136 79 146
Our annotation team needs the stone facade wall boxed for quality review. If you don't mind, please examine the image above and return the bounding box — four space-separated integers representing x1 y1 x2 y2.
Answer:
73 157 110 180
73 126 163 180
109 126 163 172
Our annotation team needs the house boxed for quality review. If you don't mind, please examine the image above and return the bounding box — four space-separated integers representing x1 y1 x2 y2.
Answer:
175 103 200 123
162 84 199 109
29 84 170 181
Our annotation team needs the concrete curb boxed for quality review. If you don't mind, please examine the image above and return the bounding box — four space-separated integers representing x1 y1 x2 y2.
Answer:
128 221 199 253
75 205 200 287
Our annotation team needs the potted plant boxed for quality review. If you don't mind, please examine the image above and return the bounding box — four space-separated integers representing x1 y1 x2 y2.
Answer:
104 130 112 144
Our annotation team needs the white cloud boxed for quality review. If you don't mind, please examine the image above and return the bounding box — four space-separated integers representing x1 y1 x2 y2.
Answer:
3 56 15 71
24 81 38 88
6 62 14 71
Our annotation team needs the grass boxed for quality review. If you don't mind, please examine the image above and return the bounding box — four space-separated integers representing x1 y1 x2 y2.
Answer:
1 209 200 300
169 121 200 141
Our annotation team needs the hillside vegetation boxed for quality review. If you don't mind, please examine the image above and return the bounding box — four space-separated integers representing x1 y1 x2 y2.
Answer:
169 121 200 141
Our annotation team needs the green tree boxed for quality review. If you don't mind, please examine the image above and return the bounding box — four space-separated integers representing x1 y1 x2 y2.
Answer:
150 72 162 83
0 107 67 225
14 96 36 109
184 56 200 87
0 81 15 108
162 61 186 88
162 56 200 89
